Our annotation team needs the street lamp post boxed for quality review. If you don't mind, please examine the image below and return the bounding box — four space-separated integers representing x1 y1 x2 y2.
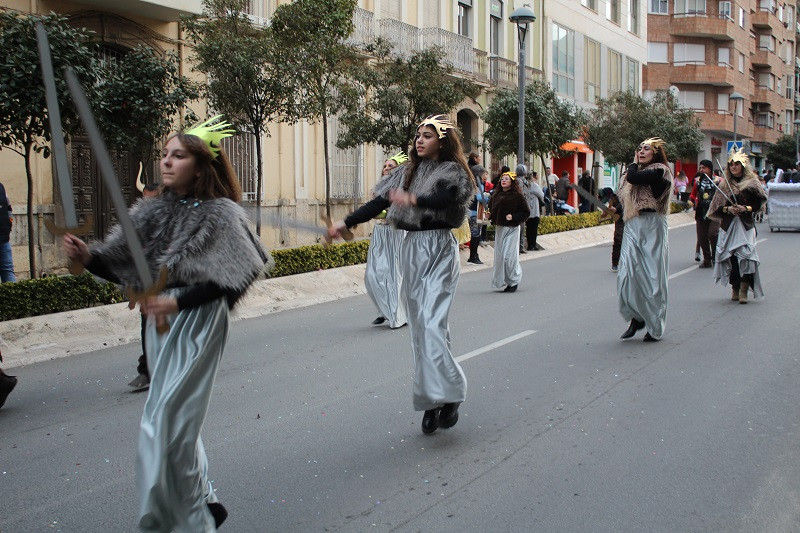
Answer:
509 5 536 167
730 91 744 143
793 118 800 164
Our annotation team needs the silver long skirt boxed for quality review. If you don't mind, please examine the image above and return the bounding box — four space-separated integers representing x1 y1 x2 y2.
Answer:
618 213 669 339
364 223 407 328
713 216 764 297
400 229 467 411
138 289 229 533
492 225 522 289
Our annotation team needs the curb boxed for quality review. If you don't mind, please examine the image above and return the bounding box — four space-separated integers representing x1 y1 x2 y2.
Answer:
0 212 695 368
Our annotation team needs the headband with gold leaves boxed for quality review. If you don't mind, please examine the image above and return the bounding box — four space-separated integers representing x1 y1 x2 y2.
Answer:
389 151 408 165
727 145 749 165
184 115 236 159
501 171 517 181
638 137 666 151
418 114 455 139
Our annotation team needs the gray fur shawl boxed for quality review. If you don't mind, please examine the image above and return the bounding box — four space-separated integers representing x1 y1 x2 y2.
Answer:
618 162 673 221
373 159 473 229
92 191 269 296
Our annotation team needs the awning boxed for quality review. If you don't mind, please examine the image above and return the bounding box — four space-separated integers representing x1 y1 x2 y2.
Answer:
561 141 593 154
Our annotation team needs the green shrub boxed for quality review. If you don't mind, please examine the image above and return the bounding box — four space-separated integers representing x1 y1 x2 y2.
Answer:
487 211 611 240
0 272 126 321
269 239 370 278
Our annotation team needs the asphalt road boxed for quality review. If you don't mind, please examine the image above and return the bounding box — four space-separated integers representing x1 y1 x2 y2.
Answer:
2 222 798 533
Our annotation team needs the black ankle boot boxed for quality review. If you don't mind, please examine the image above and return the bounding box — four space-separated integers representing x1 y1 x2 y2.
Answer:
467 240 483 264
207 502 228 528
421 408 440 434
620 318 645 339
439 403 460 429
0 371 18 409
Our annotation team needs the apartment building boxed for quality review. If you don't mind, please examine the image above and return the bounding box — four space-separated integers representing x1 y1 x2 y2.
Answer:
644 0 796 176
0 0 548 276
541 0 648 193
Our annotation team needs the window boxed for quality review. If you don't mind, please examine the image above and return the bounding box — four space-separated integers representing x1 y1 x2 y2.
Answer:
738 7 745 27
756 112 774 128
607 0 620 23
458 1 471 37
735 98 744 117
649 0 668 14
221 135 258 202
757 72 775 89
608 50 622 93
648 42 669 63
552 23 575 96
381 0 401 19
329 113 363 199
627 58 639 93
629 0 640 33
787 75 794 99
585 38 601 102
674 43 706 65
718 93 729 112
582 0 597 10
719 1 732 20
678 90 705 109
738 52 745 72
422 0 440 27
757 34 776 52
490 1 502 56
759 0 775 12
718 47 730 67
675 0 706 16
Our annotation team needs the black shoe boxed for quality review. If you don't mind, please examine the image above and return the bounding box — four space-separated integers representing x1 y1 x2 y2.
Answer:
534 244 545 251
421 409 440 434
620 319 645 339
519 249 527 254
466 257 483 265
0 372 17 409
372 316 386 325
503 285 518 293
526 245 535 251
439 403 460 429
207 502 228 528
128 373 150 391
643 332 659 342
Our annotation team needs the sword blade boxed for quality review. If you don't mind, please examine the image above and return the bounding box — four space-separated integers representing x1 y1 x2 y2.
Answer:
568 183 619 221
35 23 77 227
262 214 328 236
65 68 154 289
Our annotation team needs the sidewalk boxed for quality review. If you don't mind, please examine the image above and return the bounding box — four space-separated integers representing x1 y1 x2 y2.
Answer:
0 212 695 368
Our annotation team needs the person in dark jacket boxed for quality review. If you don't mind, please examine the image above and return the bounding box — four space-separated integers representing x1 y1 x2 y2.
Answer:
0 181 15 282
688 159 720 268
488 170 529 292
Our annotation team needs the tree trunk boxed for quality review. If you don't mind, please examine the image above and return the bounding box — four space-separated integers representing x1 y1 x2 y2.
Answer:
24 143 36 279
254 130 263 236
322 108 331 219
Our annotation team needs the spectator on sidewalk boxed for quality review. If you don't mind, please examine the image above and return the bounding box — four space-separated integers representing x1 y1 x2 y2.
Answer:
521 169 545 251
0 180 15 283
578 170 596 213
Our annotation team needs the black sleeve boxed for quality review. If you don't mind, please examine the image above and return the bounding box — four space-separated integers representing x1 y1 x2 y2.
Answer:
176 282 244 311
86 253 121 284
414 181 459 210
344 196 391 228
626 164 670 198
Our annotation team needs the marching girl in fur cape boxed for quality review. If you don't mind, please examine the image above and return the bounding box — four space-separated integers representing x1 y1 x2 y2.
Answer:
364 152 409 328
488 170 530 292
617 137 674 342
707 147 767 303
329 114 474 435
63 117 269 532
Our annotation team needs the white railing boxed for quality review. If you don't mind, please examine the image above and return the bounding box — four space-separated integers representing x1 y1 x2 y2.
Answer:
347 7 374 47
488 55 518 87
420 27 473 73
221 134 259 202
378 18 422 57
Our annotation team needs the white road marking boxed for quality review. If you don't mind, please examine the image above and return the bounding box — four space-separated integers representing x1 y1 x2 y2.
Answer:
668 238 769 280
455 330 537 363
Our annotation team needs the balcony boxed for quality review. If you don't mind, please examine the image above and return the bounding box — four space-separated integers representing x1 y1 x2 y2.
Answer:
754 124 781 144
346 7 374 48
488 55 518 89
474 49 489 83
378 18 422 57
658 62 738 86
752 10 775 28
752 48 784 71
420 28 473 74
752 86 783 109
700 111 735 134
669 13 746 40
73 0 202 20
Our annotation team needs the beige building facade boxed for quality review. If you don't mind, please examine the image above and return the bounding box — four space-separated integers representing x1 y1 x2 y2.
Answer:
1 0 549 278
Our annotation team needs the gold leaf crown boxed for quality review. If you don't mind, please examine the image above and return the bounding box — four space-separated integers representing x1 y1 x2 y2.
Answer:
418 114 454 139
639 137 666 151
727 145 749 165
184 115 236 159
501 171 517 181
389 151 409 165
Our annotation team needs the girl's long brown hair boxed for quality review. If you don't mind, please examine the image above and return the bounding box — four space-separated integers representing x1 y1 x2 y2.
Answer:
164 133 242 202
403 122 475 192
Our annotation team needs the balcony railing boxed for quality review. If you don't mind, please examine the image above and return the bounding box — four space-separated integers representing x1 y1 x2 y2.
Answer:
378 18 422 57
488 55 518 88
420 28 473 73
474 49 489 82
347 7 374 47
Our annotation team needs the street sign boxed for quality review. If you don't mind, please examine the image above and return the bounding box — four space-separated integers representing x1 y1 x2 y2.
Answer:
726 140 743 154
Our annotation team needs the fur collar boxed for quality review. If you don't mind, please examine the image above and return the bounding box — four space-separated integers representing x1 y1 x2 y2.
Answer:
618 162 673 221
707 171 766 220
92 191 269 298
